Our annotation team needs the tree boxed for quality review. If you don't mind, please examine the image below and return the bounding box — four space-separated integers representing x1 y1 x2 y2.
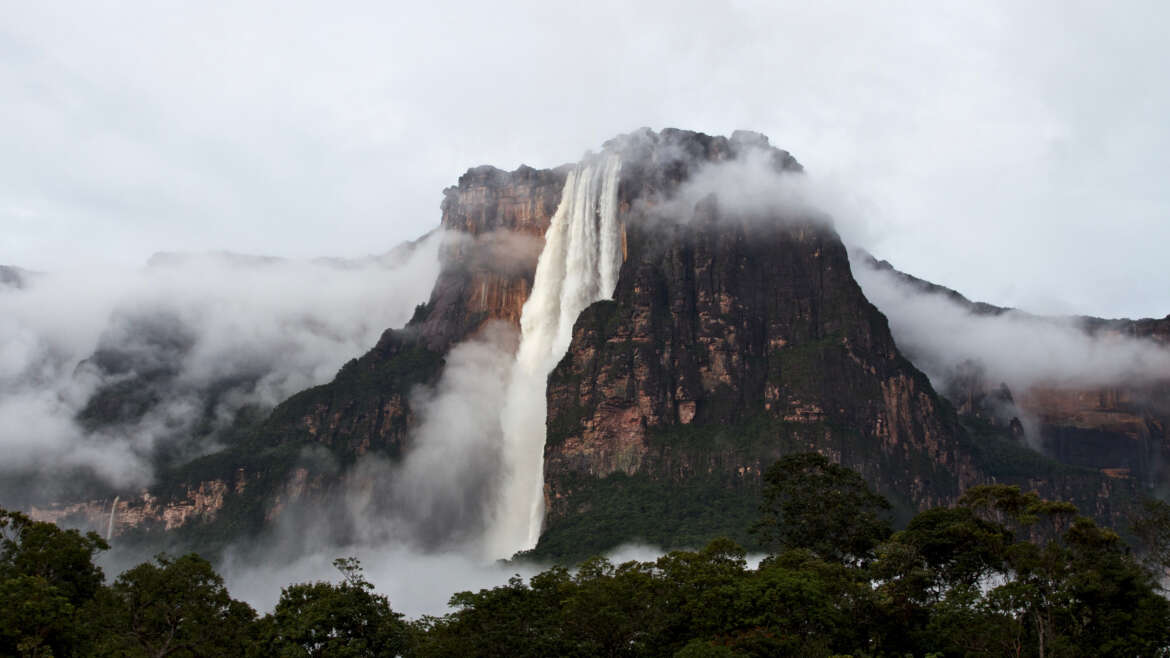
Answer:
0 508 109 656
0 508 108 607
1131 497 1170 579
753 453 891 564
91 552 257 657
652 538 749 650
561 557 664 657
0 574 77 657
957 484 1078 542
416 567 573 658
261 557 409 657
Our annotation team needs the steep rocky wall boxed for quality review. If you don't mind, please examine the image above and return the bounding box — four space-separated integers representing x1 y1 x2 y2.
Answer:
534 130 1139 559
859 254 1170 489
541 208 976 554
533 133 981 557
253 164 567 458
1020 386 1169 484
29 472 247 537
415 164 568 351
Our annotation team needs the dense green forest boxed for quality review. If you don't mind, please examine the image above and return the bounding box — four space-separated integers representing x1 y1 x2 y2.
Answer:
4 454 1169 657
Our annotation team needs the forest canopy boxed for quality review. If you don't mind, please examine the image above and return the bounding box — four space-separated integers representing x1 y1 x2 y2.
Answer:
2 454 1169 657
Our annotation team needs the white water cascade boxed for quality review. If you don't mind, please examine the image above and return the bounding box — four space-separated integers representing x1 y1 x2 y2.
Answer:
106 496 119 541
485 153 623 558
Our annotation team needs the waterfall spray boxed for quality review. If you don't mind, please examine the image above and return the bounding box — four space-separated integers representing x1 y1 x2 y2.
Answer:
106 495 119 541
484 154 623 558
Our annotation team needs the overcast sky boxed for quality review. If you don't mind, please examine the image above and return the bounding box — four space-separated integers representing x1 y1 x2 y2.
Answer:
2 1 1168 318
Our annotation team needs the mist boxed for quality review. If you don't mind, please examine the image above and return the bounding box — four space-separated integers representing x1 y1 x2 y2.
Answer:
646 143 878 250
651 147 1170 396
220 540 680 619
358 322 518 551
0 232 442 498
852 254 1170 394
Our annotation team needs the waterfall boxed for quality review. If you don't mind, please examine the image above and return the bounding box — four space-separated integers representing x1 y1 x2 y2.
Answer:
106 495 119 541
485 153 623 558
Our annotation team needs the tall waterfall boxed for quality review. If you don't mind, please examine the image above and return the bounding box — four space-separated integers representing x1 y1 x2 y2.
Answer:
485 153 623 558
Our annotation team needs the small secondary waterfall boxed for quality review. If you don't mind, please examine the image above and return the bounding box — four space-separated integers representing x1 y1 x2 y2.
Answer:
106 495 119 541
485 153 623 558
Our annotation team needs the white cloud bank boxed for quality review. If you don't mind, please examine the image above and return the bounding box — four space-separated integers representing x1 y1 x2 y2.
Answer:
0 233 442 492
852 256 1170 394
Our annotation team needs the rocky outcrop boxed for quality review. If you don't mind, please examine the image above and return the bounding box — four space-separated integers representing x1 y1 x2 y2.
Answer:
414 165 568 351
1022 385 1170 485
29 471 248 537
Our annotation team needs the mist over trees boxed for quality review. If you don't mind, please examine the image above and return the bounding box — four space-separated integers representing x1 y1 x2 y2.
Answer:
3 455 1168 657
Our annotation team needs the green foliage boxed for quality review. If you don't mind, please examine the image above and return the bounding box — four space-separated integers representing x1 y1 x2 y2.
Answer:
0 509 109 656
529 472 763 563
754 453 892 564
1 574 77 657
1131 497 1170 578
0 509 109 607
258 557 410 657
414 568 576 657
408 300 434 326
89 552 257 657
961 415 1092 480
4 463 1170 658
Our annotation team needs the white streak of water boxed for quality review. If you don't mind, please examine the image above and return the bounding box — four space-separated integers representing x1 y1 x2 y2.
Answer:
106 495 119 541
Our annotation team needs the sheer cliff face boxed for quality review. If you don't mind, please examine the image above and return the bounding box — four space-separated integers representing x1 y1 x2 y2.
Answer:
538 134 978 553
857 255 1170 489
260 165 567 458
543 218 972 506
415 165 568 351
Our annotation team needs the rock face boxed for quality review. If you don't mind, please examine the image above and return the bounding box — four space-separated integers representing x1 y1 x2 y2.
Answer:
415 165 568 351
29 473 246 537
1022 386 1169 480
857 254 1170 491
543 218 973 492
244 164 567 460
39 162 569 544
534 131 994 557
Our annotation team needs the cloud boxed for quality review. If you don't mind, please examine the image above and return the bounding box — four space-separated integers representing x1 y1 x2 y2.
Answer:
852 255 1170 394
647 143 879 247
217 541 682 619
348 322 519 551
3 2 1168 316
0 232 443 497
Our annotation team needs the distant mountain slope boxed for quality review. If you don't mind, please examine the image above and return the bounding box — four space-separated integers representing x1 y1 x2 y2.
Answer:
854 251 1170 492
0 265 31 289
9 238 441 535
